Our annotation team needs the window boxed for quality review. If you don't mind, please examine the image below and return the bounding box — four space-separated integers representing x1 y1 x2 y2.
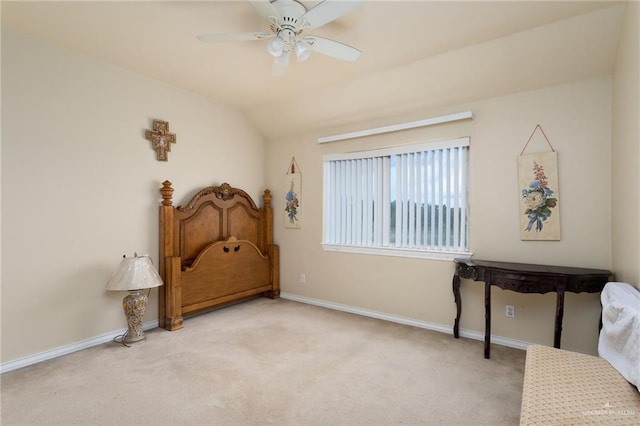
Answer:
322 137 470 260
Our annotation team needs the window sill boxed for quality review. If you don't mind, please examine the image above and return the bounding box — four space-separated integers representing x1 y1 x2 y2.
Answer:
321 243 473 261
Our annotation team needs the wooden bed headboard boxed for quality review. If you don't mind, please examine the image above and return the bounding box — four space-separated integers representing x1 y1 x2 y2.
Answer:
158 181 279 330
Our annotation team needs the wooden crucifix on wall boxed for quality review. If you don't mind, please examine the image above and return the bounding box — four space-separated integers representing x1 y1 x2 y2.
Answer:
145 119 176 161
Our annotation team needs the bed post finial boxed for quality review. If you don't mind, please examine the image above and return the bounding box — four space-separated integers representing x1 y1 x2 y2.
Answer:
262 189 273 250
262 189 272 207
161 180 174 206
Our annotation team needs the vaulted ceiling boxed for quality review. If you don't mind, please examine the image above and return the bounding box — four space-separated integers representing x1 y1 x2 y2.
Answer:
2 1 625 139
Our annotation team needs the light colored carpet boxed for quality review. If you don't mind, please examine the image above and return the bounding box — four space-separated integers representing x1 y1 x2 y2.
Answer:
1 298 525 425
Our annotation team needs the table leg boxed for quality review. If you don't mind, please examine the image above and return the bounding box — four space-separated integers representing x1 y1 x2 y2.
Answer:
453 272 461 338
554 289 565 348
484 281 491 359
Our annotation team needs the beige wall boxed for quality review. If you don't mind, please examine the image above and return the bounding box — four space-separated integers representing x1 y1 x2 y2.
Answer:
1 31 266 363
266 77 612 356
2 4 638 367
612 1 640 286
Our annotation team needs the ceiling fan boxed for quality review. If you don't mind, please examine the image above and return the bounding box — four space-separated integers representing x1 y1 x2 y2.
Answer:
197 0 363 75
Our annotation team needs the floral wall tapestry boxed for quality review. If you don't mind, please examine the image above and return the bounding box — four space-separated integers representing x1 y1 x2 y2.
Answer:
518 150 560 240
284 157 301 229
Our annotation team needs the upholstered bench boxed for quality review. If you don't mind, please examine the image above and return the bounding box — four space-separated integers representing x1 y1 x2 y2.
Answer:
520 345 640 425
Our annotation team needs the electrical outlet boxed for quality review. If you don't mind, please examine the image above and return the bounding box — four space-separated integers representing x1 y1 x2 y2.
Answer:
299 273 306 284
506 305 515 318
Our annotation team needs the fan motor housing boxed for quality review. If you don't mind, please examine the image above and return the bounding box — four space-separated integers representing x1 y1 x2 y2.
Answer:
272 0 307 25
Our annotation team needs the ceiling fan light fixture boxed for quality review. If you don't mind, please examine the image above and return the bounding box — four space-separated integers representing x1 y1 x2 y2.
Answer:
293 40 312 62
197 0 364 74
267 36 285 57
275 50 290 68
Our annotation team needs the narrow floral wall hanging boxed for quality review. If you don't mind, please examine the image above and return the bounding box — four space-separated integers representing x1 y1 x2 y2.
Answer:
284 157 302 229
518 124 560 240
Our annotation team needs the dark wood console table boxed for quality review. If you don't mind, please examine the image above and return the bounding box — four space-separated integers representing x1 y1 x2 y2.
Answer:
452 259 612 359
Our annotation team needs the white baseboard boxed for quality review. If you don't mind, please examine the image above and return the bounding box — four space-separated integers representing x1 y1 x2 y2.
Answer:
280 292 532 352
0 320 158 374
2 295 532 374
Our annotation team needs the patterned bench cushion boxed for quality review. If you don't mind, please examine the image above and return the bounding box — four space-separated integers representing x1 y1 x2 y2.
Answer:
520 345 640 425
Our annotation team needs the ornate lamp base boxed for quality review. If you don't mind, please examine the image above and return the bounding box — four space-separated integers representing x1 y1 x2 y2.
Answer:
122 290 148 344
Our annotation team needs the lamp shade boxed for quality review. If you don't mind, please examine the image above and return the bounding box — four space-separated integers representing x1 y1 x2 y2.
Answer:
274 50 290 68
267 36 285 57
293 40 312 62
105 254 163 291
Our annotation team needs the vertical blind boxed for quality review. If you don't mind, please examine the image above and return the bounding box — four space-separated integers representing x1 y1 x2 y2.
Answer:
323 138 469 253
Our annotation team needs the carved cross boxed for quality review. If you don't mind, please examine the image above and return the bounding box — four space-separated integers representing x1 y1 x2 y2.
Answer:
145 120 176 161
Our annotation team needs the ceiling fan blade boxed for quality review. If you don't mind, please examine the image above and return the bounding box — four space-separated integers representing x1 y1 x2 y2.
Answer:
197 31 273 42
301 0 362 30
304 36 361 62
247 0 281 21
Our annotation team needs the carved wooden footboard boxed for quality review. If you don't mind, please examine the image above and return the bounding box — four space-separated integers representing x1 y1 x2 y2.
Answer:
158 181 279 330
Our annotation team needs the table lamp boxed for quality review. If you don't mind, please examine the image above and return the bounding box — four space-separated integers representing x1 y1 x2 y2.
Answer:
105 253 163 345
